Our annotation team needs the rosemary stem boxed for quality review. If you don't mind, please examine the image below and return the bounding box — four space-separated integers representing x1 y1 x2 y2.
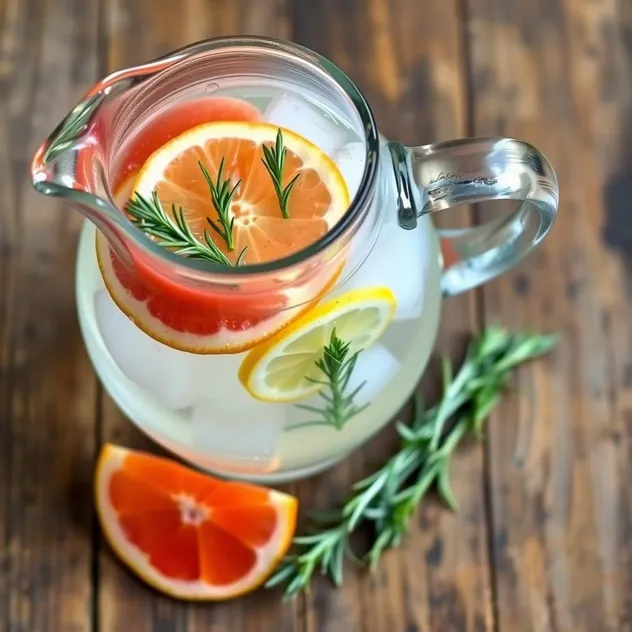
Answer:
265 327 557 599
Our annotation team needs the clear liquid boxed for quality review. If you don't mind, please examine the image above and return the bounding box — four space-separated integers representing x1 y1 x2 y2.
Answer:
75 85 443 482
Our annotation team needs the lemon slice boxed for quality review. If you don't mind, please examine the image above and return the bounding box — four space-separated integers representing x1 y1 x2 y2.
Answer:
238 287 397 402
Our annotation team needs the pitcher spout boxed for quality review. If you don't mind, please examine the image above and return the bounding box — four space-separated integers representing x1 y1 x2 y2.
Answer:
30 49 195 263
30 83 132 261
31 64 136 249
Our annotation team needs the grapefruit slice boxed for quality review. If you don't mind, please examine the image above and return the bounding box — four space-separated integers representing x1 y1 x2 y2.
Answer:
133 121 349 265
97 120 349 354
95 444 297 601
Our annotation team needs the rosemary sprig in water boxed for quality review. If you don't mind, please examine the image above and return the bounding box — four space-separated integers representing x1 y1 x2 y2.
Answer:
261 128 300 219
127 161 247 266
199 158 240 254
265 327 557 598
289 330 368 431
126 191 235 266
127 127 296 260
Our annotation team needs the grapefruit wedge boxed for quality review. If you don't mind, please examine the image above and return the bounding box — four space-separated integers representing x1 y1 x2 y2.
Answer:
95 444 297 600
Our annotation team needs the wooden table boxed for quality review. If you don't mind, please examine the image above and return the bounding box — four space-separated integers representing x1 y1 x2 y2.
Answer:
2 0 631 630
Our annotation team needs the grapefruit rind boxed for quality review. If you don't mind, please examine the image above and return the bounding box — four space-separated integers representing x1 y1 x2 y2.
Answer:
95 443 297 601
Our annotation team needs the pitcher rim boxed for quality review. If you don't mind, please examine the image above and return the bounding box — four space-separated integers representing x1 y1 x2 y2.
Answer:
32 35 381 277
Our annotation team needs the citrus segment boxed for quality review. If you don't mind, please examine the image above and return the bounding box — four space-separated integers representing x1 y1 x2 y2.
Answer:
98 120 349 354
96 444 297 600
238 287 397 402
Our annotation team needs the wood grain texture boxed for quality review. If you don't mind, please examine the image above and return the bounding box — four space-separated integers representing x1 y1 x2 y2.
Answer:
466 0 632 629
0 0 99 630
291 4 378 631
381 0 495 629
2 0 631 630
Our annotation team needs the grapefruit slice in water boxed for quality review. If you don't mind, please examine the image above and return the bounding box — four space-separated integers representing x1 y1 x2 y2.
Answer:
98 115 349 354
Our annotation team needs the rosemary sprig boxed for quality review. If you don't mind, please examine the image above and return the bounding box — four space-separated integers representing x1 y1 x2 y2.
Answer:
289 330 368 431
199 158 239 253
261 128 300 219
265 327 557 598
126 192 234 266
126 128 294 260
126 159 248 266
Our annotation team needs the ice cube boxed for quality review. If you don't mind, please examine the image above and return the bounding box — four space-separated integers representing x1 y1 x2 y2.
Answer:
94 290 201 410
263 93 347 156
188 352 250 402
287 344 399 428
333 216 435 321
332 141 366 199
190 389 286 473
344 344 400 408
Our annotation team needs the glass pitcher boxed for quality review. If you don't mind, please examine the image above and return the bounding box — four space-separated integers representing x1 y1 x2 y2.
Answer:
31 37 558 483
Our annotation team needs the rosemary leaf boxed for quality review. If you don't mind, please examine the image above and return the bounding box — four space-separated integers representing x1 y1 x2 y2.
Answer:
287 329 368 432
126 158 248 266
261 128 299 219
126 192 234 266
199 158 240 253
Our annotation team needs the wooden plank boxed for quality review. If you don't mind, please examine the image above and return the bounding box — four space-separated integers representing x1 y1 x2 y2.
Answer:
97 2 299 632
466 0 632 629
290 4 375 630
0 0 99 630
292 1 494 631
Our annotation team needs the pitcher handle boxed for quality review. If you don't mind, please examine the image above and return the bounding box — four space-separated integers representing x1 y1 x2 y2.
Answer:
386 138 558 296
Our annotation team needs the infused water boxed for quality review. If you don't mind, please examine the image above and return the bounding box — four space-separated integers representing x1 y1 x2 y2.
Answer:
75 83 442 482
